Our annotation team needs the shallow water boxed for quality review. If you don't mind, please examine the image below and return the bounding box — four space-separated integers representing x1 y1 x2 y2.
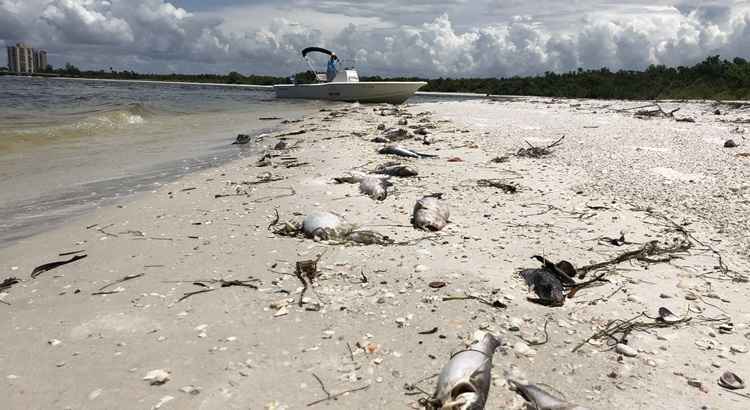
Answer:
0 76 323 246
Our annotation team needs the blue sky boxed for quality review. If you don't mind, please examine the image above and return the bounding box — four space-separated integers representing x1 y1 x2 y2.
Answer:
2 1 750 77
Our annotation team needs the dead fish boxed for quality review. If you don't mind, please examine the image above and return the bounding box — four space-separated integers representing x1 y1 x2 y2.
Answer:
412 195 450 231
379 145 438 158
373 164 418 177
429 332 502 410
509 380 588 410
414 127 430 135
346 231 394 246
359 176 391 201
31 254 88 279
519 269 565 306
301 212 352 240
382 127 412 141
333 171 368 184
531 256 577 286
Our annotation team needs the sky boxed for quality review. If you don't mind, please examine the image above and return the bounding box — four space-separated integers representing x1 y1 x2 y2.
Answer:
2 0 750 77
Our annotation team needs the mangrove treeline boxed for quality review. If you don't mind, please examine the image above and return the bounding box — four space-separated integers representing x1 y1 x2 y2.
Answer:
4 55 750 100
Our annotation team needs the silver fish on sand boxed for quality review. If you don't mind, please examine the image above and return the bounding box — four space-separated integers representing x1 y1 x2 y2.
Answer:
509 380 589 410
429 332 502 409
412 195 450 231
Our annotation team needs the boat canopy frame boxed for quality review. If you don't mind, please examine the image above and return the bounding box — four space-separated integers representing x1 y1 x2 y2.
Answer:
300 46 355 82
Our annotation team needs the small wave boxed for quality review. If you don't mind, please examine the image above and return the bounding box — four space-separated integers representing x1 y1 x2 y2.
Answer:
0 105 153 150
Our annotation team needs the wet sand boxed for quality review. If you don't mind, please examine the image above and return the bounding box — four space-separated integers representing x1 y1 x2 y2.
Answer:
1 98 749 409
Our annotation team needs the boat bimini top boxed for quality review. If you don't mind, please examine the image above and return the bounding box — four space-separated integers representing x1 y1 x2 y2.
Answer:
300 46 357 83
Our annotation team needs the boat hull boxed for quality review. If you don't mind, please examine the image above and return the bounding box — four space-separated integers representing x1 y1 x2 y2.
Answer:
273 81 426 104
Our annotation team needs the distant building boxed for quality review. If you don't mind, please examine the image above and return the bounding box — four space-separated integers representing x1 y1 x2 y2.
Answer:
7 43 48 73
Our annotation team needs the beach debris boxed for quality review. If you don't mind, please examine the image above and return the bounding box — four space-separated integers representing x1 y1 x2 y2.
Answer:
441 294 507 309
381 127 413 142
346 231 394 246
657 307 681 324
719 371 745 390
307 373 370 407
599 232 630 247
429 281 446 289
176 278 259 303
31 254 88 279
371 136 390 143
379 145 438 158
676 117 696 123
412 194 450 231
93 273 144 295
359 176 392 201
372 163 418 177
143 369 171 385
302 212 354 241
0 277 19 292
516 136 564 158
295 254 324 307
426 332 501 410
377 123 386 130
153 395 174 409
414 127 430 136
273 141 288 150
447 157 463 162
490 156 510 163
519 268 565 307
631 103 680 119
477 179 518 193
509 380 589 410
233 134 251 145
572 311 700 353
576 237 691 278
180 385 201 395
724 139 739 148
271 211 391 245
333 171 369 184
519 256 609 306
615 343 638 357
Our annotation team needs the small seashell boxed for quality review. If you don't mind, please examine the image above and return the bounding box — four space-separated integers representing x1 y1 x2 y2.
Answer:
718 371 745 390
428 281 446 289
180 385 201 395
719 323 734 334
657 307 681 323
274 306 289 317
143 369 170 385
153 395 174 409
615 343 638 357
730 345 748 354
513 341 537 357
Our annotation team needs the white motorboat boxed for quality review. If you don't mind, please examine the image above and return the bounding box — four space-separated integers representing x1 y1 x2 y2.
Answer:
274 47 426 104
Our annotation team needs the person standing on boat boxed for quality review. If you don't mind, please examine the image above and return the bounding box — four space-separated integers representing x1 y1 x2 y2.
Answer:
327 53 339 82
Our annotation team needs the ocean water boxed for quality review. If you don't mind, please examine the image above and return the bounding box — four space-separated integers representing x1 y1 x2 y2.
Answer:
0 76 322 246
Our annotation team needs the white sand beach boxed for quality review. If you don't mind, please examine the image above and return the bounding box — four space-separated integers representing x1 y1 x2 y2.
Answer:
1 97 749 409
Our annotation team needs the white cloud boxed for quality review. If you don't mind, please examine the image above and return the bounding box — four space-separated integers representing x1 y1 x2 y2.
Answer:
2 0 750 76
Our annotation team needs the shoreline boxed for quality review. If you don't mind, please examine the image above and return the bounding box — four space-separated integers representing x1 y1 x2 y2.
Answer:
1 98 749 409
